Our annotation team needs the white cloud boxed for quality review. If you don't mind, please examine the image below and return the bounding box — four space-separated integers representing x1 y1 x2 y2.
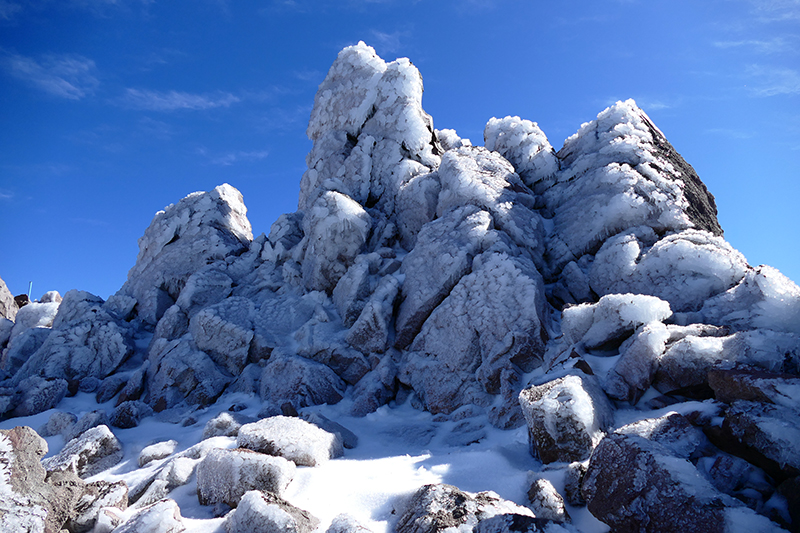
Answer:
746 0 800 21
0 189 13 200
0 0 22 20
713 37 797 54
369 29 410 54
2 52 99 99
196 148 269 166
120 88 240 111
747 65 800 96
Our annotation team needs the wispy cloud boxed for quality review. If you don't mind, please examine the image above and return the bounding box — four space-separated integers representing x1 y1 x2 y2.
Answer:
745 0 800 21
713 36 798 54
1 51 99 99
369 29 410 54
0 0 22 20
197 147 269 166
746 65 800 95
0 189 13 200
120 88 240 111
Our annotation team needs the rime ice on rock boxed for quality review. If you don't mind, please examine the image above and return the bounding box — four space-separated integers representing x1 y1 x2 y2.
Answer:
484 116 559 193
115 183 252 325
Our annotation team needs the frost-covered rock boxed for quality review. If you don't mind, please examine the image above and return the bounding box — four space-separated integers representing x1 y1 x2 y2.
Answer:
589 229 749 312
582 432 780 533
326 513 374 533
0 275 17 321
543 99 722 277
38 410 77 438
603 322 671 402
146 336 232 411
718 400 800 477
561 293 672 349
138 439 178 467
110 400 153 428
484 116 559 192
224 490 319 533
301 191 372 293
189 296 255 375
12 290 134 385
708 366 800 412
526 477 569 522
301 412 358 449
42 424 123 478
65 409 112 442
202 411 253 440
402 251 546 417
237 415 344 466
196 447 296 507
68 480 128 533
473 514 581 533
0 326 50 378
518 372 614 463
113 499 186 533
395 483 533 533
0 426 88 533
259 352 346 410
655 329 800 393
615 412 709 460
12 376 68 417
8 300 59 342
115 183 252 325
395 206 494 349
346 275 399 354
700 265 800 334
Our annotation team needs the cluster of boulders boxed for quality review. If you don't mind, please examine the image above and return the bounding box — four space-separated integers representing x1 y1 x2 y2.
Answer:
1 42 799 532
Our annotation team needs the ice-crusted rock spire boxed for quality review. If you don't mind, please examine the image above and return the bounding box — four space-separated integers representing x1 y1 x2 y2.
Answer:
541 99 722 278
299 41 440 214
114 183 252 325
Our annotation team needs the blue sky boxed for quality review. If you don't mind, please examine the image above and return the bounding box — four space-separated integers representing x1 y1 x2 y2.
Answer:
1 0 798 299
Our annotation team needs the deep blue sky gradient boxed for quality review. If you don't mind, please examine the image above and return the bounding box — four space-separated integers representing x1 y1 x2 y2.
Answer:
1 0 798 299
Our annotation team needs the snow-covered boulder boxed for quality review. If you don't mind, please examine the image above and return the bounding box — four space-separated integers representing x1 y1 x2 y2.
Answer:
115 183 252 325
8 300 59 342
518 372 614 463
42 424 123 478
326 514 374 533
65 409 111 442
526 477 570 522
561 293 672 349
0 327 50 378
196 447 296 507
12 376 68 417
615 412 710 460
582 432 781 533
708 366 800 412
113 499 186 533
237 415 344 466
138 439 178 467
395 483 534 533
0 426 88 533
224 490 319 533
203 411 253 440
38 410 77 438
474 515 580 533
68 480 128 533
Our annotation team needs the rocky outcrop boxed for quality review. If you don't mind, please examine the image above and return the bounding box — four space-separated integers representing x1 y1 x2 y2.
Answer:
0 275 17 321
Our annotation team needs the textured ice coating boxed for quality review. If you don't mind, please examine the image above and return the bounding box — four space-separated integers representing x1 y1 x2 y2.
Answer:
604 322 671 402
300 41 438 212
484 116 559 191
113 499 185 533
700 265 800 334
189 296 255 375
116 183 252 325
561 293 672 349
542 99 721 276
196 447 295 506
590 229 749 312
9 301 59 341
237 415 344 466
302 191 371 293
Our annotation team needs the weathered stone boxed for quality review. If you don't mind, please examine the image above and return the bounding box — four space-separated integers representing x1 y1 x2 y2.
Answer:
42 424 123 478
615 412 710 460
396 483 534 533
526 477 569 522
138 439 178 467
113 499 186 533
110 400 154 428
259 352 346 410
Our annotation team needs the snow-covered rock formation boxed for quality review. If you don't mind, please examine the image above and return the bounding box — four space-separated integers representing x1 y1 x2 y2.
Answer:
1 42 799 532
